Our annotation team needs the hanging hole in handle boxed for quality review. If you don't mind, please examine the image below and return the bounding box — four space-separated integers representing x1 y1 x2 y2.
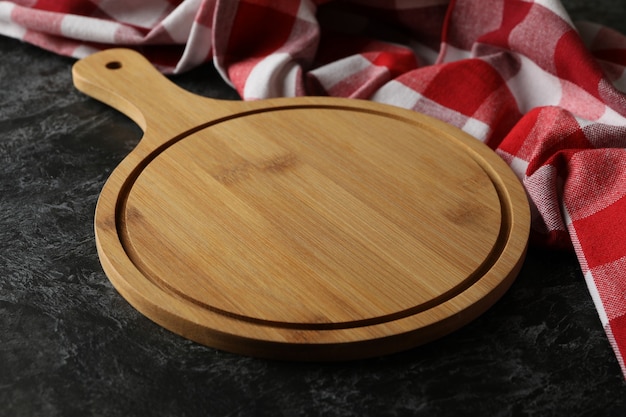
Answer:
106 61 122 70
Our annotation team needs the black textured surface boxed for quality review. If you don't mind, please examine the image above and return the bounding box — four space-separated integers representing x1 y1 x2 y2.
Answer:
2 2 626 416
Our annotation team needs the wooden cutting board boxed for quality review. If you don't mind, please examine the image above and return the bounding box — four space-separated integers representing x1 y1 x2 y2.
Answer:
72 48 530 360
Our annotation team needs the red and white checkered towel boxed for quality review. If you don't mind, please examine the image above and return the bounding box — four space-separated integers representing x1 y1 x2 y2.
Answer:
3 0 626 376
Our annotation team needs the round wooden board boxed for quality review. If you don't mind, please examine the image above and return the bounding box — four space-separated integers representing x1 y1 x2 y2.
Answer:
73 49 530 360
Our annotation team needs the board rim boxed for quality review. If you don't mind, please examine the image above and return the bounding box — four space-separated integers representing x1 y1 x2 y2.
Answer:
94 97 530 360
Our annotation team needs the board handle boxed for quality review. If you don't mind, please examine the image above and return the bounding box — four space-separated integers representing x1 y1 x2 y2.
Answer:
72 48 234 148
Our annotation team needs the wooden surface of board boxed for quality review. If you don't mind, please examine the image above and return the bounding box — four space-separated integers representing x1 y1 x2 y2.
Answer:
72 48 530 360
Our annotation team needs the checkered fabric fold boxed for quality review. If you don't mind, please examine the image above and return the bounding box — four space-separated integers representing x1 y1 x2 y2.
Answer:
2 0 626 377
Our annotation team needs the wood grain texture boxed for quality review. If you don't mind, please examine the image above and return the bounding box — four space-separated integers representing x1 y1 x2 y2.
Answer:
72 48 530 360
